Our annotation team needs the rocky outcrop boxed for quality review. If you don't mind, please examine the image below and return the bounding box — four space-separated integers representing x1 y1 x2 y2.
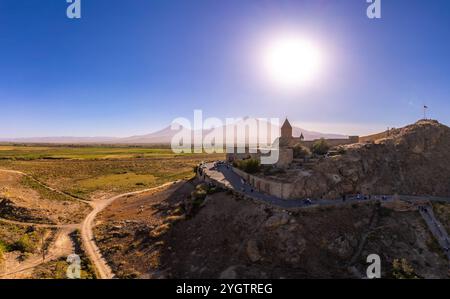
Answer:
157 192 449 279
94 183 450 279
290 120 450 199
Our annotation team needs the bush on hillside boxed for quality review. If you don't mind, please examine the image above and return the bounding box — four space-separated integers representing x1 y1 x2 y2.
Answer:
392 258 420 279
235 159 260 174
293 144 311 159
312 139 330 156
0 245 4 264
12 234 35 253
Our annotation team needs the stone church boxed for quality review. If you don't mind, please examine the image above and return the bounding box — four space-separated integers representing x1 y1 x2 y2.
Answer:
226 118 359 169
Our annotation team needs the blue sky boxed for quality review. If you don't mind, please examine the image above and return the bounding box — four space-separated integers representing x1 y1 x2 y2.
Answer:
1 0 450 137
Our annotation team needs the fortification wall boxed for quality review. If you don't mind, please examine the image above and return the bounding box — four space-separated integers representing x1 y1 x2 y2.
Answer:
290 136 359 149
232 167 295 199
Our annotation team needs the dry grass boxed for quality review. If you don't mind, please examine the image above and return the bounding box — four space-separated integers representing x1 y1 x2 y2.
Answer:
0 170 91 224
0 145 224 200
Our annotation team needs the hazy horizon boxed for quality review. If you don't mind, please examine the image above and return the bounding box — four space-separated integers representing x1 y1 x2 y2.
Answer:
1 117 443 140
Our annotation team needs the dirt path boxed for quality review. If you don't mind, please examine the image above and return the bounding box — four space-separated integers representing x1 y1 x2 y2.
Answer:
80 181 179 279
1 167 178 279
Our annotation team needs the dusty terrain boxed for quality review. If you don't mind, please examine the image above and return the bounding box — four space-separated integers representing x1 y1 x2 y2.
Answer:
0 170 91 224
95 183 450 279
94 181 193 278
0 145 222 279
0 146 223 200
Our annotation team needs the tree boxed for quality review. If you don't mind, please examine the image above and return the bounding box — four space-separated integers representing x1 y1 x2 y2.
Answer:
293 144 311 159
312 139 330 156
236 159 260 174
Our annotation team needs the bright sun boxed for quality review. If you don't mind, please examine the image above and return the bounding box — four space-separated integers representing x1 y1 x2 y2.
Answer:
262 35 323 89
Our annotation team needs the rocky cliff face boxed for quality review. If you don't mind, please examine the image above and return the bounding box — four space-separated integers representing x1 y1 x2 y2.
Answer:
159 194 449 279
291 120 450 199
93 180 450 279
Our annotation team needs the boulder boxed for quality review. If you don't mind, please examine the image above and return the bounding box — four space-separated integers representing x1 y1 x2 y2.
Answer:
246 239 262 262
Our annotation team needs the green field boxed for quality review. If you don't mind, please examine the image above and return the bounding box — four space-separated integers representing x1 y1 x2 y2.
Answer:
0 145 223 200
0 145 180 160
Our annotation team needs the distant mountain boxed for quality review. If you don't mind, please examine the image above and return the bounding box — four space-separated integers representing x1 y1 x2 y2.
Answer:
0 121 348 145
291 127 348 141
115 126 182 144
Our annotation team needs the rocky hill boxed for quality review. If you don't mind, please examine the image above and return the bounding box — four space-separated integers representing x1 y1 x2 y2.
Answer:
91 120 450 279
93 182 450 279
291 120 450 199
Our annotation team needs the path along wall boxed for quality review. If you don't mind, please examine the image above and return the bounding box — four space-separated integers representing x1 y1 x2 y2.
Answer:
232 167 295 199
299 137 359 148
197 164 297 200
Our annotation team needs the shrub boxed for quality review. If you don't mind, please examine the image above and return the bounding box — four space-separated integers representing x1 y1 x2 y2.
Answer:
392 258 420 279
191 184 208 203
0 245 4 264
312 139 330 156
293 144 311 159
12 234 35 253
236 159 260 174
336 146 347 155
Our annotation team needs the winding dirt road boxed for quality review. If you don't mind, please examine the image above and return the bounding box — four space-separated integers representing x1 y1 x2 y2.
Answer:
79 182 177 279
0 167 176 279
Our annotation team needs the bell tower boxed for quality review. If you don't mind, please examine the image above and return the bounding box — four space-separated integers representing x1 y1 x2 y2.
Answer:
281 118 293 138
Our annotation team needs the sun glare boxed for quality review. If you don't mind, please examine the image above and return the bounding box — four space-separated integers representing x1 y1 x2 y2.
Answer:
262 34 323 90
